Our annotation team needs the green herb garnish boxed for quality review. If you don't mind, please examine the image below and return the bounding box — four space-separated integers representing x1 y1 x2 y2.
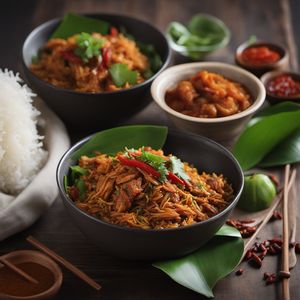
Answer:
136 43 162 73
31 55 39 64
138 149 168 181
120 26 162 74
74 32 105 63
167 14 230 59
70 165 88 181
170 156 190 182
63 175 68 192
76 178 87 200
109 63 138 87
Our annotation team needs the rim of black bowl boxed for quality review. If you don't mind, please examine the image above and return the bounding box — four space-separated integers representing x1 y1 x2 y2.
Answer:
56 130 244 233
22 13 171 96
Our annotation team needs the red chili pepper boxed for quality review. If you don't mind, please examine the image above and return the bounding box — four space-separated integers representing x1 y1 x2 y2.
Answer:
61 50 82 64
167 172 187 186
101 47 111 68
118 155 188 187
110 26 118 37
117 155 161 178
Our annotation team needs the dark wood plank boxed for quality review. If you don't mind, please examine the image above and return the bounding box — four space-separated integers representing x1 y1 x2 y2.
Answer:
0 1 299 299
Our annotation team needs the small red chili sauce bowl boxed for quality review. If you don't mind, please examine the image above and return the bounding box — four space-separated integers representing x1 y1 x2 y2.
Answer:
260 70 300 104
0 250 63 300
235 41 289 76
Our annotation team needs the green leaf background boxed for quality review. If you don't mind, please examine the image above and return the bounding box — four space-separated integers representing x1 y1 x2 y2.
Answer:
153 225 243 298
233 104 300 170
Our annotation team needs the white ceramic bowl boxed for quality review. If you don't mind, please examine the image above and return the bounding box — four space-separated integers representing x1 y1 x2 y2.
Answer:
151 62 266 146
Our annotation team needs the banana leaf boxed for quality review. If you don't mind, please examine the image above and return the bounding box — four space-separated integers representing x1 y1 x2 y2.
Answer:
233 109 300 170
51 13 110 39
260 127 300 167
247 102 300 128
153 225 243 298
72 125 168 160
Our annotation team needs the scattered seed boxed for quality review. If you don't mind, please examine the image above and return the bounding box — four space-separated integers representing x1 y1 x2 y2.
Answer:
271 210 282 220
249 253 262 268
235 269 244 276
266 274 277 285
272 243 282 253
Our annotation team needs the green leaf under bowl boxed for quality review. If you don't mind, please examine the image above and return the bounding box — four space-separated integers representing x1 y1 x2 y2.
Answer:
51 13 110 39
153 225 243 298
71 125 168 161
233 103 300 170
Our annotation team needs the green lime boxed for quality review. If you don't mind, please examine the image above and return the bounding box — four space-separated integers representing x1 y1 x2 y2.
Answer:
238 174 277 212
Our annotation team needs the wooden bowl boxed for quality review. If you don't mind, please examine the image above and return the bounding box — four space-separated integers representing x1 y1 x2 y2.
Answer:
235 41 289 77
0 250 63 300
260 70 300 105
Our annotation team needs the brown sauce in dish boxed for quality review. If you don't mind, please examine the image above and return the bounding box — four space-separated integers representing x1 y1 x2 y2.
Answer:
0 262 54 297
165 70 253 118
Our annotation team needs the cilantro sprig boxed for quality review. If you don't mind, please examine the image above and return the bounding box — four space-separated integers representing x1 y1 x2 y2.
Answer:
169 156 190 182
74 32 105 63
109 63 138 87
138 149 168 181
124 148 190 183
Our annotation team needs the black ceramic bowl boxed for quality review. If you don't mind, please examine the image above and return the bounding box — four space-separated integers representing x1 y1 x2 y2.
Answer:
57 130 244 260
22 14 170 131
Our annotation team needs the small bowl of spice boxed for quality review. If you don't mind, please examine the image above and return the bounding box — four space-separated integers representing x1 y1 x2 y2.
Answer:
235 41 289 76
261 70 300 104
0 250 62 300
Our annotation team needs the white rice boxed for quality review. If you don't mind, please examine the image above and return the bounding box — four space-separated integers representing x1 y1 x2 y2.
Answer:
0 69 48 195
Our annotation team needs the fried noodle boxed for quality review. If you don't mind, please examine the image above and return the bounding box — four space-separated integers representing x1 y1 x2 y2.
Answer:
68 148 234 229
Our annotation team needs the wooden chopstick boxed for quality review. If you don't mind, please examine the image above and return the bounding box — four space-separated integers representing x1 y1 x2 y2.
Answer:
0 256 38 284
26 236 101 291
242 169 296 257
281 164 291 300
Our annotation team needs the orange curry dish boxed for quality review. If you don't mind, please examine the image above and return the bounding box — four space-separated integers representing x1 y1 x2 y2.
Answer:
165 70 253 118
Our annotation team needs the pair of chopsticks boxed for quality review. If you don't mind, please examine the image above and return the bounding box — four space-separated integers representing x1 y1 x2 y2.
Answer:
241 164 296 300
0 256 38 284
243 167 297 255
281 164 293 300
0 237 101 291
26 236 101 291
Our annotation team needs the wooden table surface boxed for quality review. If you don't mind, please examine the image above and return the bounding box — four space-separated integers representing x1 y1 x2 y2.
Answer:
1 0 300 299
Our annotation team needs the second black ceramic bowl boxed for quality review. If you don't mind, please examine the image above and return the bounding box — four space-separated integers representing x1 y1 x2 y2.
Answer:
22 14 170 131
57 130 244 260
